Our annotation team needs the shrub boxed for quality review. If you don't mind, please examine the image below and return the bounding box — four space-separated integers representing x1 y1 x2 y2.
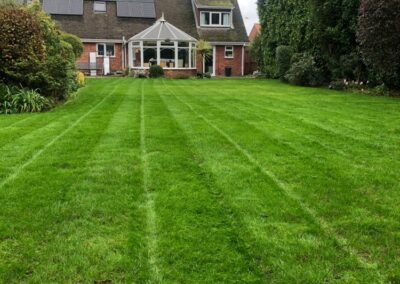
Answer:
329 80 347 91
285 53 325 87
0 84 51 114
61 33 83 59
12 88 52 113
357 0 400 89
204 73 212 79
76 72 85 87
275 46 293 79
149 65 164 78
0 2 79 100
369 84 389 97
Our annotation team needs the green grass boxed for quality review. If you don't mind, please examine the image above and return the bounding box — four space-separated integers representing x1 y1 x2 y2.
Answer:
0 78 399 283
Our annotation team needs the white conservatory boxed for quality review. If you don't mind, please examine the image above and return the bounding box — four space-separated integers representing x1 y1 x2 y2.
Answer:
128 15 197 71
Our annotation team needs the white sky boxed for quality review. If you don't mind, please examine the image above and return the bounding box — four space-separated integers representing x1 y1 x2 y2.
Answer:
237 0 259 34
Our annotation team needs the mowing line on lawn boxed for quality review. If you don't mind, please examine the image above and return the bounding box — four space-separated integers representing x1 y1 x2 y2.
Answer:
0 80 121 151
162 80 385 281
181 80 396 150
171 82 348 158
0 82 119 191
140 80 161 282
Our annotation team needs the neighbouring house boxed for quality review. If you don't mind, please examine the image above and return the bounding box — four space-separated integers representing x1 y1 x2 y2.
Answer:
35 0 249 78
248 23 261 43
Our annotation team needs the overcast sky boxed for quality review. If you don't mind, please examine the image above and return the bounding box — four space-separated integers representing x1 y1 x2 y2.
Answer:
237 0 259 34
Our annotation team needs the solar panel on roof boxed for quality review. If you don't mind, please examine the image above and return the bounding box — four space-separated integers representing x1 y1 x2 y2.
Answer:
117 0 156 18
43 0 83 15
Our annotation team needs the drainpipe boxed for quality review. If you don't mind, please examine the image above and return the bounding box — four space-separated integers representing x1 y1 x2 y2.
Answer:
241 44 245 76
122 36 126 70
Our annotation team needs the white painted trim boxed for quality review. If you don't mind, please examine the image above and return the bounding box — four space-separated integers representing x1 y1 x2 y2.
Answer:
200 11 232 27
209 41 248 45
241 44 245 76
212 45 216 76
82 38 123 43
224 46 234 59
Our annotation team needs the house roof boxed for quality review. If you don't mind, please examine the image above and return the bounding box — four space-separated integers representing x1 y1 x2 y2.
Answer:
129 15 197 41
249 23 261 43
45 0 248 43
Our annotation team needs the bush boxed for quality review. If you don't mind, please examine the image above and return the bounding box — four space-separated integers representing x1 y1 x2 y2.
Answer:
12 88 52 113
204 73 212 79
149 65 164 78
285 53 325 87
76 72 85 87
275 46 293 80
357 0 400 89
0 2 79 100
329 80 347 91
369 84 389 97
0 84 51 114
61 33 83 59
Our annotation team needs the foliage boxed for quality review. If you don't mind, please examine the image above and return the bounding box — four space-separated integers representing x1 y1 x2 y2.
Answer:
357 0 400 88
369 84 389 97
257 0 360 83
11 88 52 113
275 46 293 80
0 83 52 114
250 35 265 72
76 72 85 87
0 1 79 101
61 33 84 59
0 7 45 73
285 53 324 86
196 40 212 73
149 65 164 78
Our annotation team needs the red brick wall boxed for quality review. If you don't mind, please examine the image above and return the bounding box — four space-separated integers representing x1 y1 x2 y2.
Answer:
164 69 197 78
195 45 244 77
77 43 124 75
214 45 244 77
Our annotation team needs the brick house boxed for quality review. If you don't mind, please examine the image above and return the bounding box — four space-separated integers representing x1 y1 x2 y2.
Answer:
38 0 249 77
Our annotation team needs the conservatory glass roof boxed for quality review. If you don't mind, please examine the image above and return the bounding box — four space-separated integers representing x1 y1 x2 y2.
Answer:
128 14 197 42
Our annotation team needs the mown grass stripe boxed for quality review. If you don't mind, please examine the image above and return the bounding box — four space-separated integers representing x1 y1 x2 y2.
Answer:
140 80 161 282
162 79 385 282
0 82 119 191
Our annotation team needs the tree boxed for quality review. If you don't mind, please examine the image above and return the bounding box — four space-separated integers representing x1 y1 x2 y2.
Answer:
61 33 84 59
196 40 212 74
357 0 400 88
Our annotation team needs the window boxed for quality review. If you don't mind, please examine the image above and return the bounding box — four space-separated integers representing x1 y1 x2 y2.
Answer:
94 1 106 13
200 11 231 27
97 43 115 57
225 46 234 58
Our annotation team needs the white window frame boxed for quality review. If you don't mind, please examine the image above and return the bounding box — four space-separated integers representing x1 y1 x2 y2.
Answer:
225 46 234 58
200 11 231 27
96 43 115 57
93 1 106 13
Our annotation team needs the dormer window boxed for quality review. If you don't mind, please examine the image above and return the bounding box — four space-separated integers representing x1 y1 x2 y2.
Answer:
200 11 231 27
94 1 106 13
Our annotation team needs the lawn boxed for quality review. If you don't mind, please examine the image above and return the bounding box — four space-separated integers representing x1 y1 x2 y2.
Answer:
0 78 399 283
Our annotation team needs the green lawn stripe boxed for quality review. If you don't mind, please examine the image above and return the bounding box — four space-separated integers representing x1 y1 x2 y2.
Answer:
0 81 120 191
0 80 130 282
168 80 400 275
160 80 375 282
162 80 385 282
140 80 162 283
